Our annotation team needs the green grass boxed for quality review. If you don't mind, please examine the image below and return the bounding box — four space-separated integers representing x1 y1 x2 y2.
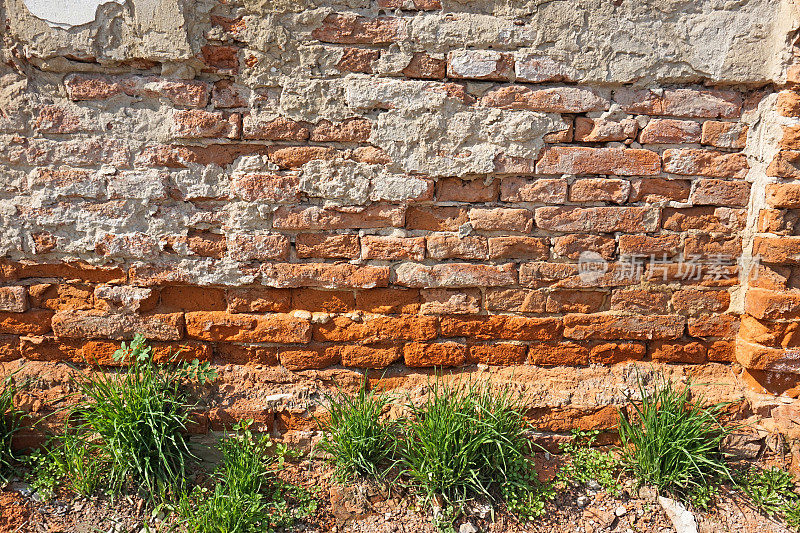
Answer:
318 382 398 482
557 430 622 495
0 372 25 481
618 374 731 509
737 466 800 530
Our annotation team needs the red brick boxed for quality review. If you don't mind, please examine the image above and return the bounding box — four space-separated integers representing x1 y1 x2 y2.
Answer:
403 52 447 79
687 314 739 338
440 315 561 341
690 179 750 206
17 335 78 363
81 339 210 367
337 344 402 368
738 315 799 347
615 88 742 118
34 105 83 134
437 177 498 202
28 283 93 311
337 48 380 73
569 178 630 204
185 231 227 259
172 110 240 139
95 232 159 259
481 86 609 113
201 45 239 71
780 124 800 149
274 204 404 230
563 313 684 340
662 149 748 179
629 178 691 203
546 290 606 313
420 288 481 315
447 50 513 81
355 289 420 314
426 235 487 260
573 117 637 142
310 118 372 142
672 289 730 315
469 207 533 233
537 147 660 176
528 342 589 366
745 288 800 320
552 235 615 261
268 146 336 169
404 342 466 367
707 340 735 362
295 234 360 259
396 262 516 288
292 289 355 312
52 310 182 340
226 288 291 313
242 116 309 141
161 286 227 312
493 154 536 174
777 90 800 117
650 341 707 364
186 311 310 343
618 235 681 257
313 316 438 343
136 143 269 168
0 310 52 335
312 14 406 44
767 151 800 178
485 288 546 313
1 260 125 284
639 119 701 144
499 177 568 203
64 74 123 100
766 183 800 208
215 344 278 365
0 286 27 312
362 236 425 261
758 209 797 237
535 206 659 233
94 285 158 313
406 206 467 231
261 263 390 289
211 80 247 108
468 343 527 365
662 207 745 232
280 346 340 371
519 262 639 290
610 289 669 313
701 121 747 149
488 237 549 260
229 234 290 261
589 342 646 364
684 234 741 257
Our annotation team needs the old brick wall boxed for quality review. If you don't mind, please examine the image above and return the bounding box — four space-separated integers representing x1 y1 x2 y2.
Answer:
0 0 799 438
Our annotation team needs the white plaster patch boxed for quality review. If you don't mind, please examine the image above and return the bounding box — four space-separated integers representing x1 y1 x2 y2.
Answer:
22 0 124 28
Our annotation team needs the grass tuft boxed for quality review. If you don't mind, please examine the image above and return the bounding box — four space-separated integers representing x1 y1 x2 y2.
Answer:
618 374 731 508
558 429 622 495
0 372 25 481
737 466 800 530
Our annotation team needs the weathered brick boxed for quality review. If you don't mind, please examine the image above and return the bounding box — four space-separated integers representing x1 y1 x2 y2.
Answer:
421 288 481 315
355 288 420 314
569 178 631 204
403 52 447 79
662 149 748 179
485 288 546 313
242 115 309 141
426 235 487 260
261 263 390 289
707 340 735 362
468 207 534 233
227 288 291 313
405 206 467 231
314 316 437 343
268 146 337 169
292 289 355 312
172 110 240 139
553 235 615 261
499 177 568 203
52 310 182 340
17 335 77 363
687 314 739 338
201 44 239 71
481 86 609 113
766 183 800 208
0 286 27 312
137 144 268 168
83 340 211 366
229 234 290 261
690 179 750 206
35 105 83 134
280 346 340 371
610 289 669 313
618 235 681 257
362 236 426 261
589 342 646 364
684 234 741 258
736 339 800 373
537 147 660 176
650 341 707 364
94 285 158 313
310 118 372 142
211 80 247 108
739 315 800 347
662 206 746 232
535 206 659 233
28 283 94 311
615 88 742 118
744 288 800 320
404 342 466 367
440 315 561 341
396 262 516 288
447 50 513 81
185 311 310 343
488 237 549 260
2 260 125 284
468 343 527 365
0 310 53 335
519 262 639 290
295 234 360 259
161 286 227 312
629 178 691 203
215 344 278 365
546 290 606 313
437 177 498 203
528 342 589 366
563 313 685 340
768 151 800 178
780 124 800 149
573 117 637 142
312 14 406 44
701 121 747 149
639 119 701 144
777 90 800 117
672 289 730 315
65 75 209 107
274 204 404 230
337 48 380 74
513 53 576 83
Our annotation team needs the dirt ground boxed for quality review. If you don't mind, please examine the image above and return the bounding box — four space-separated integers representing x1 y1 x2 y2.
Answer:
0 453 795 533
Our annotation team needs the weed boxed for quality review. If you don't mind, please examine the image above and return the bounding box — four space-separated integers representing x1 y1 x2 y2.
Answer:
618 374 731 509
318 382 397 482
67 334 216 499
0 372 26 481
737 466 800 529
558 430 622 495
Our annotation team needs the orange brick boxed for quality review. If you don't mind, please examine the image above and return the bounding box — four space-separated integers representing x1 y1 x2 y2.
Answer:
426 235 487 260
485 288 546 313
362 236 425 261
649 341 707 364
701 121 747 149
440 315 561 341
766 183 800 208
406 206 468 231
226 288 291 313
215 343 279 365
354 289 420 314
404 341 466 367
292 289 355 312
280 346 340 371
739 314 800 347
610 289 669 313
563 313 684 340
261 263 390 289
482 85 609 113
312 14 406 44
639 119 701 144
185 311 310 343
687 314 739 338
420 288 481 315
546 290 606 313
672 289 730 315
18 336 80 362
313 316 438 343
468 343 527 365
436 177 498 202
537 146 660 176
161 286 227 312
528 342 589 366
295 234 360 259
337 344 402 368
0 310 52 335
589 342 646 364
488 237 549 261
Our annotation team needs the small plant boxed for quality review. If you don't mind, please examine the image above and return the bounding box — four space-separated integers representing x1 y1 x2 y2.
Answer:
66 334 216 500
737 466 800 529
401 380 551 523
318 382 397 482
0 371 26 481
558 429 622 495
618 374 731 509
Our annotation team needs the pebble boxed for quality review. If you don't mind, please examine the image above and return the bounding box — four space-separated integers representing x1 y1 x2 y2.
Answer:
577 495 590 507
459 523 479 533
615 505 627 517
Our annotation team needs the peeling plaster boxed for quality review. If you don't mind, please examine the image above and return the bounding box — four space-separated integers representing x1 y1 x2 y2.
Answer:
22 0 124 28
